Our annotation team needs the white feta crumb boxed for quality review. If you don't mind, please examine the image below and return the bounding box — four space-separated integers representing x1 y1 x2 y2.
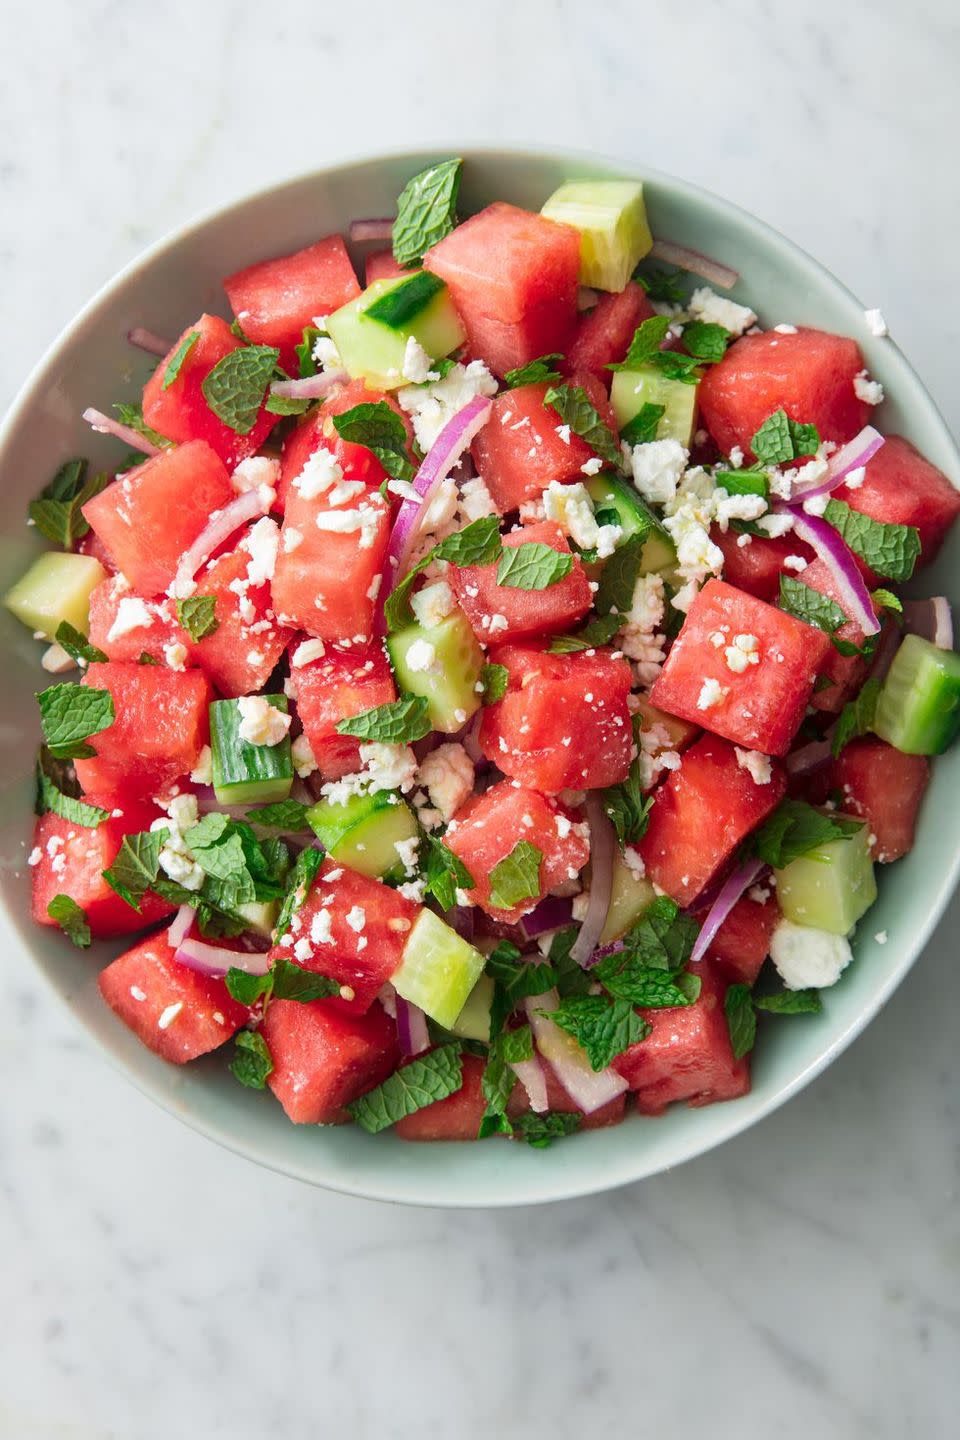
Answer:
294 444 342 499
853 370 884 406
345 905 367 934
770 919 852 989
697 677 728 711
242 515 280 585
129 985 147 1002
236 695 292 747
163 642 189 672
309 909 333 946
282 526 304 554
393 834 420 878
398 878 427 903
291 638 326 668
783 554 808 572
107 596 154 642
773 323 798 335
397 359 497 452
418 742 474 822
543 479 620 555
458 476 497 522
292 734 318 777
728 445 744 469
734 747 772 784
411 580 456 629
580 456 603 476
626 438 689 506
401 336 434 384
404 638 438 673
687 286 757 337
190 745 213 785
233 456 280 495
756 512 796 538
864 308 888 338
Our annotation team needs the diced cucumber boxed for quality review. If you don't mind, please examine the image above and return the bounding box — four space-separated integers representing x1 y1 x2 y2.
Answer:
392 908 486 1029
4 551 106 640
306 789 418 880
237 899 280 938
774 821 877 935
873 634 960 755
326 274 466 391
540 180 653 292
450 973 494 1042
611 364 698 447
585 471 677 574
632 694 700 751
599 856 656 945
387 608 484 733
210 695 293 806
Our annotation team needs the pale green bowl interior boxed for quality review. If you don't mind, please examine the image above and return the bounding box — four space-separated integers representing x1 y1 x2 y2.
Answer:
1 147 957 1207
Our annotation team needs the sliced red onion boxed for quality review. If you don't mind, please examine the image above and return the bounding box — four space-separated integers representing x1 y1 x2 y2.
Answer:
395 995 431 1056
269 370 346 401
349 217 395 243
127 327 172 356
171 489 271 597
788 426 885 502
690 856 767 964
903 597 953 650
448 905 476 943
570 794 614 968
518 895 574 941
785 737 834 775
577 286 600 311
377 983 397 1020
167 904 193 949
511 1053 549 1113
374 393 494 633
650 239 739 290
526 990 628 1114
778 507 880 637
82 406 161 457
174 935 271 979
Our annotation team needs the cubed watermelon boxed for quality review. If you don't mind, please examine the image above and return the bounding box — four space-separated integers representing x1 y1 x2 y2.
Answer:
276 379 412 510
797 558 876 714
365 250 407 287
98 933 247 1062
563 282 655 386
395 1052 487 1140
443 780 589 921
223 235 360 374
261 996 399 1124
75 661 212 800
696 892 779 987
842 435 960 574
479 644 633 792
425 202 581 377
448 520 591 641
698 327 869 459
292 640 397 778
87 577 182 663
711 526 814 603
472 373 617 513
638 734 786 905
81 440 235 598
831 735 929 863
188 546 292 697
142 314 280 467
651 578 832 755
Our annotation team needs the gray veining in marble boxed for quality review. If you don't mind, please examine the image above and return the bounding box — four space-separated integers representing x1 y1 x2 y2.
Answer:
1 2 958 1437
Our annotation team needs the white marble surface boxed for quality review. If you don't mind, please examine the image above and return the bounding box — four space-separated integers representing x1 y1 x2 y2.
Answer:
2 2 959 1436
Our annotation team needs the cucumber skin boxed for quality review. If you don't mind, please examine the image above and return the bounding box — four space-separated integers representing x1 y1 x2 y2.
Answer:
873 634 960 755
774 825 877 936
307 791 419 880
327 276 465 390
585 472 677 575
210 695 293 806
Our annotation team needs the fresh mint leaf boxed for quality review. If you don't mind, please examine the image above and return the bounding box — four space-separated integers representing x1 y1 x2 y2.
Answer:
789 420 820 457
224 969 274 1006
753 799 864 868
332 401 415 482
543 384 621 466
138 652 159 665
480 662 508 703
392 158 462 267
635 266 687 304
513 1110 580 1148
653 350 702 384
778 575 847 635
479 1024 534 1135
823 498 920 583
53 622 107 666
36 760 108 828
161 330 199 389
230 1030 273 1089
754 988 822 1014
870 588 902 615
547 612 621 654
724 983 756 1059
718 468 769 499
594 532 645 615
201 344 279 435
608 895 698 973
599 963 700 1009
28 458 109 550
682 321 730 362
547 995 649 1071
114 403 172 451
383 517 503 632
175 594 219 642
274 846 324 941
603 757 653 849
751 408 821 466
423 835 473 911
496 542 573 590
37 682 114 760
488 841 542 911
620 403 665 446
486 940 558 1040
348 1042 463 1132
548 926 594 998
504 354 564 388
265 392 311 417
102 829 164 911
245 799 312 831
608 315 671 372
831 677 881 758
296 325 322 378
271 958 341 1003
336 693 431 744
46 894 91 948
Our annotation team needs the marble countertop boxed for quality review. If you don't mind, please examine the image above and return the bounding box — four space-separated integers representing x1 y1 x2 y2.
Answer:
2 3 958 1436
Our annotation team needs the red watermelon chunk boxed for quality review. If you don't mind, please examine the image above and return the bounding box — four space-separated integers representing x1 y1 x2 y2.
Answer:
98 933 247 1063
613 966 750 1114
796 557 876 714
651 578 832 755
75 661 211 800
472 373 617 513
365 249 407 286
831 736 929 863
261 997 399 1124
81 440 235 597
712 526 814 603
697 892 779 988
88 577 183 663
188 546 292 697
142 314 280 468
443 780 590 922
267 858 419 1013
449 520 591 641
638 734 786 905
223 235 360 374
31 796 175 938
425 202 580 377
276 380 411 510
479 644 633 792
292 640 397 779
698 327 869 459
842 435 960 572
395 1052 487 1140
563 282 655 385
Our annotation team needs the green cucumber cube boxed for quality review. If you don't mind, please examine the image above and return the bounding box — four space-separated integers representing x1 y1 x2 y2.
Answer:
450 972 494 1042
210 695 293 806
774 821 877 935
392 908 486 1029
585 471 677 574
237 899 280 937
326 273 466 390
873 634 960 755
4 551 106 640
306 789 418 881
540 179 653 292
598 855 657 946
388 608 484 733
611 363 699 447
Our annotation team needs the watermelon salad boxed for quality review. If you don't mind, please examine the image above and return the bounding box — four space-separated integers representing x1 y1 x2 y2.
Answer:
8 159 960 1147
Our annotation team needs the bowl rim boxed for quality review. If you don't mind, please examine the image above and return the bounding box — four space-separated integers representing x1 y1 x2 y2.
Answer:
4 141 959 1208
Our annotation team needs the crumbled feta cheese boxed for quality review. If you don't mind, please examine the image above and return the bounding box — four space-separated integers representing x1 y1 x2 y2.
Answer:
294 444 342 499
27 846 42 867
843 466 866 491
458 476 497 522
190 745 213 784
41 642 76 673
401 336 434 384
291 734 318 778
411 580 455 629
107 596 154 642
783 554 808 572
770 919 853 989
853 370 884 406
397 359 498 452
397 878 427 904
357 742 417 794
697 677 728 710
404 638 437 673
687 286 757 337
801 493 829 517
242 516 280 585
670 579 701 614
623 846 646 878
309 908 333 946
713 486 767 531
487 613 508 636
728 445 744 469
312 333 343 373
618 572 666 685
290 639 325 669
233 456 280 495
417 742 474 822
163 642 189 672
734 747 772 784
626 438 689 506
756 512 795 538
281 526 304 555
864 308 888 338
345 905 366 934
327 478 367 508
518 498 546 524
236 695 292 747
543 479 621 556
580 456 603 476
393 834 420 878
